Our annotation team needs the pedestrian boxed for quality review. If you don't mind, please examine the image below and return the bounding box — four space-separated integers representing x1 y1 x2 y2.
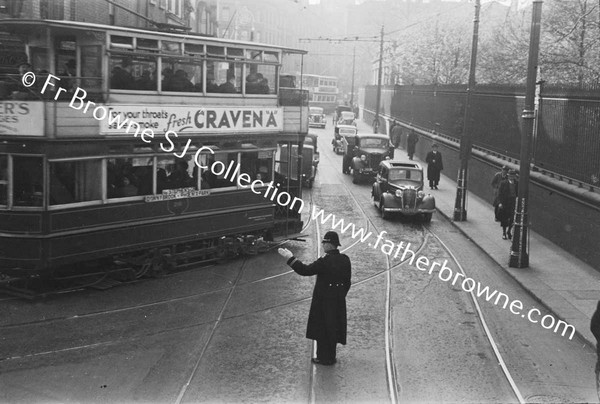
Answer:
278 231 351 366
496 169 518 239
425 143 443 189
391 120 402 148
590 301 600 400
407 129 419 160
491 165 509 221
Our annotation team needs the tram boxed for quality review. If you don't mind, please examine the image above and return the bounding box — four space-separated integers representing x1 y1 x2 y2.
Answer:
0 20 309 295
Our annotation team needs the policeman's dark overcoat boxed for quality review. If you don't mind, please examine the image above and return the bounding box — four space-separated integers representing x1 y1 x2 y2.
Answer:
287 249 351 345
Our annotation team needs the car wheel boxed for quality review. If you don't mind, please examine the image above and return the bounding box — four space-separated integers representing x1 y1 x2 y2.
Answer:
422 213 432 223
380 200 388 219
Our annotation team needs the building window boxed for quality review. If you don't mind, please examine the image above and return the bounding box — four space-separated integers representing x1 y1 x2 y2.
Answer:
167 0 180 17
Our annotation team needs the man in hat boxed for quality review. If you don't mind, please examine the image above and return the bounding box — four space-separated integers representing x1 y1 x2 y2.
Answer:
278 231 351 366
425 143 443 189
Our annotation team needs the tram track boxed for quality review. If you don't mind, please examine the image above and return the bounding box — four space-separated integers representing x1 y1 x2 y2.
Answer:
316 134 525 403
0 135 525 403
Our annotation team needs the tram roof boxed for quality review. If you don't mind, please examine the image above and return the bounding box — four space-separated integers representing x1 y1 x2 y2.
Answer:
0 19 308 55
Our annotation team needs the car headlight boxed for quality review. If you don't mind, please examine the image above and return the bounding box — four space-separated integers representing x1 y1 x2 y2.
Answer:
395 190 402 198
417 191 424 198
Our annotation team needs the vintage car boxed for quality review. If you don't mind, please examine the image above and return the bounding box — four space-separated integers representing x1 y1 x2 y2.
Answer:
372 160 436 222
333 104 353 125
337 111 356 127
349 133 393 184
308 106 327 128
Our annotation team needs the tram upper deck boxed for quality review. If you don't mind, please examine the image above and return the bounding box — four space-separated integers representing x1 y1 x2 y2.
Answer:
0 19 309 139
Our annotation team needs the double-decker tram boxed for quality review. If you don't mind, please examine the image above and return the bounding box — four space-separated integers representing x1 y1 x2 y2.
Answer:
302 73 338 114
0 19 309 297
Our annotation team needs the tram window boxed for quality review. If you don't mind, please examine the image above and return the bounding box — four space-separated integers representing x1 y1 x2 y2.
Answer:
246 50 262 61
137 38 159 52
239 151 273 184
207 61 240 93
0 155 7 206
156 157 195 192
227 48 244 60
50 160 102 205
110 56 157 90
110 35 134 50
162 41 181 55
202 153 237 190
207 46 225 57
263 52 278 63
162 59 202 92
107 158 154 198
13 156 43 207
81 46 102 89
184 44 204 56
246 64 274 94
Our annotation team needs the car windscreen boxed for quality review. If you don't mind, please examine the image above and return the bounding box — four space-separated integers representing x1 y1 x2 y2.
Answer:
389 169 422 183
361 138 389 148
310 107 323 114
340 111 355 119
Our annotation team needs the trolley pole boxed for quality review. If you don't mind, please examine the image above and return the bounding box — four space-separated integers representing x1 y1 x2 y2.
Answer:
453 0 480 221
510 0 543 268
374 25 384 133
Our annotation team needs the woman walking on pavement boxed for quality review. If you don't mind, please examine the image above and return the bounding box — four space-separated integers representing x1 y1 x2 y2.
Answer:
278 231 351 366
496 169 518 239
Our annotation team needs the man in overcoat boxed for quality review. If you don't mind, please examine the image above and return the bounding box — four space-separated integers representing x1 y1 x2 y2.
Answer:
425 143 443 189
407 130 419 160
278 231 351 365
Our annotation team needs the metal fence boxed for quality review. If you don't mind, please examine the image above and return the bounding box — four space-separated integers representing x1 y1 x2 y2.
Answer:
368 84 600 187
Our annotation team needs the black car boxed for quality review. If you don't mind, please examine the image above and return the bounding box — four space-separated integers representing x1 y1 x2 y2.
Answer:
348 133 393 184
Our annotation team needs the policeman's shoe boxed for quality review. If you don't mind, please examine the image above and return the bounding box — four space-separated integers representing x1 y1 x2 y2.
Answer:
311 358 336 366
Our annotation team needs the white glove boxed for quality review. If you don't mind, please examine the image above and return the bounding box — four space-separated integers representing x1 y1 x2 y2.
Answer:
278 248 293 259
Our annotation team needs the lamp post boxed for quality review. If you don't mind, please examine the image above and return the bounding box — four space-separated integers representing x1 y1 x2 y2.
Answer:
453 0 480 221
510 0 543 268
374 25 384 133
350 44 356 106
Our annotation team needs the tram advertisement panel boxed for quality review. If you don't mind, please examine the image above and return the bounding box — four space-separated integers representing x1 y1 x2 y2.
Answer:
100 105 283 135
0 101 44 136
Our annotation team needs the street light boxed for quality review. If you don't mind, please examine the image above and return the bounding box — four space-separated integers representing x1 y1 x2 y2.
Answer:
453 0 480 221
510 0 544 268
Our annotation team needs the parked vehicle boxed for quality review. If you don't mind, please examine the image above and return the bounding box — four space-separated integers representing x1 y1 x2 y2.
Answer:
349 133 392 184
308 106 327 128
371 160 436 221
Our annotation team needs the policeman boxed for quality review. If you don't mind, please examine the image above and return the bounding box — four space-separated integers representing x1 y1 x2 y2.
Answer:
278 231 351 365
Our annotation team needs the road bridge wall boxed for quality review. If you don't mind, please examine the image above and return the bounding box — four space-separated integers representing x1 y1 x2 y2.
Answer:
362 108 600 271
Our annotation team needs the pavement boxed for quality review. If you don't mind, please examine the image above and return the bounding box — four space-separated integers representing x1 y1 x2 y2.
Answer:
405 149 600 347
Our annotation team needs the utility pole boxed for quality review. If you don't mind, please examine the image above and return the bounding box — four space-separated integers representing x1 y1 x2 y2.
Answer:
374 25 384 133
350 45 356 106
453 0 480 221
510 0 543 268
